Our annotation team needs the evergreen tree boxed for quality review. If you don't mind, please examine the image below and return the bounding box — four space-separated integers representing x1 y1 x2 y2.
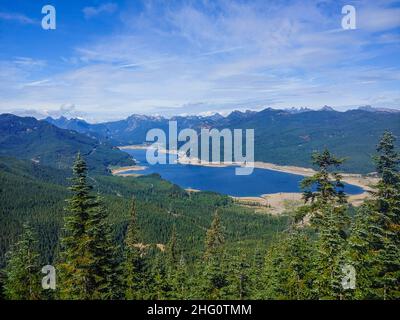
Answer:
86 196 122 299
314 204 348 299
374 132 400 299
123 197 145 299
260 239 289 299
204 211 225 260
347 205 375 299
227 248 251 300
165 225 186 299
148 248 171 299
58 153 96 299
3 223 42 300
300 149 350 299
198 211 229 299
58 153 118 299
260 229 315 300
171 254 190 299
166 225 179 267
301 149 347 223
349 132 400 299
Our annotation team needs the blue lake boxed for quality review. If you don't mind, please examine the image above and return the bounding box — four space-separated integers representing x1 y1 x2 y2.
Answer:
123 149 364 197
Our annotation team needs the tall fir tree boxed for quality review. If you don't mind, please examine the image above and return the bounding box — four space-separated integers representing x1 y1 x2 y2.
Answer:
226 248 251 300
203 210 225 260
149 249 171 299
86 196 122 299
300 149 347 221
58 153 96 299
3 223 42 300
165 225 186 299
348 132 400 299
347 204 375 299
166 225 179 267
300 149 350 299
373 132 400 299
123 196 145 299
198 210 229 299
58 153 118 299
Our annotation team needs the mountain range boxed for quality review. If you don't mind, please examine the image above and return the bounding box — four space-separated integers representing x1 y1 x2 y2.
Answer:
45 106 400 173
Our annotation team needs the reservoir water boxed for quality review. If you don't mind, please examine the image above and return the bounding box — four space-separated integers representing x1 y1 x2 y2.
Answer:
123 149 364 197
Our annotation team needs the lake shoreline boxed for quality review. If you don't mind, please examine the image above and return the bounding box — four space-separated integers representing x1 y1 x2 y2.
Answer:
114 145 376 213
116 144 377 191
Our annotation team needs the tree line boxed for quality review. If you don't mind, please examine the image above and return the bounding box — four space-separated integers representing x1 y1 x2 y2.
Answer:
1 132 399 300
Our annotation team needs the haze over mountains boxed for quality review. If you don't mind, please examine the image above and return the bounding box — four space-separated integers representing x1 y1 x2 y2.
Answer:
45 106 400 173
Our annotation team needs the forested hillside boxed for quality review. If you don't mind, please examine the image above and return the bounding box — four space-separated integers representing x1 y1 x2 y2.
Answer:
1 132 399 300
0 114 134 174
0 156 287 267
229 108 400 173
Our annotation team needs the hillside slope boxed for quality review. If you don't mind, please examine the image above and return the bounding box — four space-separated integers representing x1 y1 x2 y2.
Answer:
0 156 287 266
0 114 134 173
223 108 400 173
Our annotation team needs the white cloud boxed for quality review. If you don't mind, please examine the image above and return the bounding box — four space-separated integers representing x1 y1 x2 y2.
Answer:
0 0 399 121
83 3 118 19
13 57 46 68
0 12 36 24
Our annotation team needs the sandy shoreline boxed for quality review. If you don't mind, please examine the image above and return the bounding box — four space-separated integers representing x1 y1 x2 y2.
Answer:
111 165 147 175
117 144 377 189
114 144 378 213
233 191 372 215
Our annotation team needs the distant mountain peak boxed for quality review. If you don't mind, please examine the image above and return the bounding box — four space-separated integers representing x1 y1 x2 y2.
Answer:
320 105 335 112
227 109 257 120
284 107 313 114
127 114 165 122
203 112 224 121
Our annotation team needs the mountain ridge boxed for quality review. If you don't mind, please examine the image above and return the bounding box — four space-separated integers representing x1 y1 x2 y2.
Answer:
19 107 400 173
0 114 134 173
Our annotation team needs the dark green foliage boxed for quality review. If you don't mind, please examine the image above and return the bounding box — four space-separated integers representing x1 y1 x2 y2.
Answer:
3 223 42 300
259 134 400 300
300 149 347 210
1 132 399 300
301 150 350 299
86 197 122 299
0 155 286 269
260 150 351 300
348 132 400 299
226 248 252 300
57 154 120 299
0 114 134 174
123 197 146 300
261 229 315 300
197 211 231 299
347 204 375 299
235 109 400 173
166 225 179 267
204 211 225 260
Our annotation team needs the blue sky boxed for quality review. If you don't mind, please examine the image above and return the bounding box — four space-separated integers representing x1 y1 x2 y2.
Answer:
0 0 399 121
